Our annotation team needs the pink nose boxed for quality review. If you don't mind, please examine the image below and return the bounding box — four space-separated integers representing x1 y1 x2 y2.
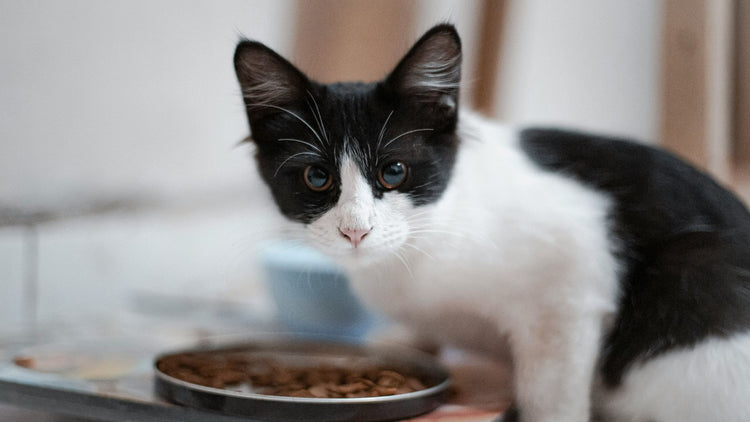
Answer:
339 227 371 248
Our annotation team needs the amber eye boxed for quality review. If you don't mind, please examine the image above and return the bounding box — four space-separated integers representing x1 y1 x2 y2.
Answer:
303 165 333 192
378 162 407 189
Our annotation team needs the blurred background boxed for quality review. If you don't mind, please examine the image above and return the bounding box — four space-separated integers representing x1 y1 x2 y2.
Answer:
1 0 748 338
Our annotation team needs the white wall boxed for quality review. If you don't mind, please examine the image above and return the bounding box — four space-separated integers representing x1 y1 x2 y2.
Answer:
496 0 662 142
0 0 663 211
0 0 295 210
0 0 294 332
0 0 664 332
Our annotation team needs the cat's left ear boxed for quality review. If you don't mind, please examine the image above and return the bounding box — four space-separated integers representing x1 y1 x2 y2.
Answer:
385 24 462 116
234 40 310 124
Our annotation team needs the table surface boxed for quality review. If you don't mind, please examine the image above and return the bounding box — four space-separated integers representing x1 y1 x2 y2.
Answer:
0 404 97 421
0 316 512 422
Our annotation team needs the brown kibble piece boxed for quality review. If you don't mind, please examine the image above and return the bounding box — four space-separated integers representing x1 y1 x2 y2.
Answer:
308 384 330 398
287 389 315 398
375 386 399 396
215 369 248 385
377 369 406 388
13 356 35 369
333 381 368 394
406 376 426 391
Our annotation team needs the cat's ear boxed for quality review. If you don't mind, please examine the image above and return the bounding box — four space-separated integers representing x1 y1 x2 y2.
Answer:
234 40 309 123
385 24 462 114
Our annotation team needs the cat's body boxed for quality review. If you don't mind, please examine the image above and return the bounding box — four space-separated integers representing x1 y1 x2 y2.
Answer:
347 111 618 367
234 24 750 421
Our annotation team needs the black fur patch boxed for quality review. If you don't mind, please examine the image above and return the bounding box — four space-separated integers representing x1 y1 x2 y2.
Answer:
234 25 462 224
520 128 750 387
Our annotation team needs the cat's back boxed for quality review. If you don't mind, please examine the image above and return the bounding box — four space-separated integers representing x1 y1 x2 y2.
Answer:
518 127 750 236
517 127 750 390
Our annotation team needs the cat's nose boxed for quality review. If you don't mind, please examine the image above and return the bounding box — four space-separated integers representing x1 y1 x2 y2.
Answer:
339 227 371 248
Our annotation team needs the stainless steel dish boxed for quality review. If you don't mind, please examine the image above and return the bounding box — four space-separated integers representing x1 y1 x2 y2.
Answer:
153 338 451 422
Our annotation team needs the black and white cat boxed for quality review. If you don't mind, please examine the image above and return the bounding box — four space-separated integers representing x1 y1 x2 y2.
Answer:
234 24 750 422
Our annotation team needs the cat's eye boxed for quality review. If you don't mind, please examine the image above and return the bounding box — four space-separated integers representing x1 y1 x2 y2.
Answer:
378 162 408 190
303 165 333 192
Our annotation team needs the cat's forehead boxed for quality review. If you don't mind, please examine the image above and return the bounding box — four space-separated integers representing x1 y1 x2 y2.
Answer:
317 82 389 115
323 81 376 97
310 82 398 141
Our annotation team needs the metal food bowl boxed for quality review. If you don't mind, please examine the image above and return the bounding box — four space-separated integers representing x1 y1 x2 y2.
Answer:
153 337 451 422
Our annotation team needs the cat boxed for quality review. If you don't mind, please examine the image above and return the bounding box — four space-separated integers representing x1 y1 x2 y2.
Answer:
233 24 750 422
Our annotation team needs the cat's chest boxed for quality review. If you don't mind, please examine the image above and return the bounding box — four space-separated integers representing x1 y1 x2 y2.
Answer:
346 246 513 323
346 258 494 337
342 134 622 337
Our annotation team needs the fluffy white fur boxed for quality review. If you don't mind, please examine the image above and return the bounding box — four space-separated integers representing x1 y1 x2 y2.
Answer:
598 332 750 422
296 112 750 421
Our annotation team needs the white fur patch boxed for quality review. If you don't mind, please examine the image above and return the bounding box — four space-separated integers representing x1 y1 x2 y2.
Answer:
598 332 750 422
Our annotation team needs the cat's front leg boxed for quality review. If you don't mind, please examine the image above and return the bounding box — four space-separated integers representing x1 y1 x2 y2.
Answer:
505 313 602 422
368 322 441 355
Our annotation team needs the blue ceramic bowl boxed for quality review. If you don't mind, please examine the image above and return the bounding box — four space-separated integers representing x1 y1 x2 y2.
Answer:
260 242 381 339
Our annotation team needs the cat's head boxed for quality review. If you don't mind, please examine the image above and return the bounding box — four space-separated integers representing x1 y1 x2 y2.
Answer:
234 24 461 266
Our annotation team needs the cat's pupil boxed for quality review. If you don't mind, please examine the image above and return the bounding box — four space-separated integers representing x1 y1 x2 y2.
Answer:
380 162 407 189
304 166 332 191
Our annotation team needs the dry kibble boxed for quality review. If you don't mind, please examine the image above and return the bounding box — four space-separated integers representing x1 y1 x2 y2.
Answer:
287 389 315 398
13 356 35 369
377 370 406 388
308 384 330 398
375 386 399 395
335 381 368 394
406 376 426 391
157 351 429 398
216 369 250 385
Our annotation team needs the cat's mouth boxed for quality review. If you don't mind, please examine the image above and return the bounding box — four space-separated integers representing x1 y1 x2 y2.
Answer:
336 240 386 261
339 250 394 269
315 230 404 267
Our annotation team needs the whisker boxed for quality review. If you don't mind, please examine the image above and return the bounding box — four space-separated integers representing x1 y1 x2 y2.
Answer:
377 110 395 150
382 128 434 150
245 101 324 146
403 242 436 261
273 151 319 177
391 249 416 282
277 138 322 154
411 181 440 191
306 90 329 145
408 234 464 251
408 227 467 235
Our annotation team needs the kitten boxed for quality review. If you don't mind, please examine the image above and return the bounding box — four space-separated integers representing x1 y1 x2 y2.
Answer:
233 24 750 422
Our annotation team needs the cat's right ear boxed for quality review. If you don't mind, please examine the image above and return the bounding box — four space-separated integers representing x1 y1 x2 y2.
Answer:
384 24 462 117
234 40 309 124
